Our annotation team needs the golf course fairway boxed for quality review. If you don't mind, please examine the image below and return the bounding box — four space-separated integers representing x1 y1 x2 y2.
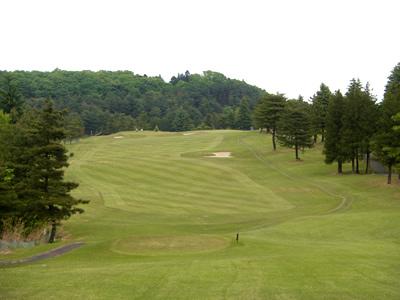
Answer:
1 130 399 299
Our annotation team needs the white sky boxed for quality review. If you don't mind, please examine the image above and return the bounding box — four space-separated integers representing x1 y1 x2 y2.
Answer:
1 0 399 100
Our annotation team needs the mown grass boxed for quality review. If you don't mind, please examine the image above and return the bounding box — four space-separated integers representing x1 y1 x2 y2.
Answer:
1 130 399 299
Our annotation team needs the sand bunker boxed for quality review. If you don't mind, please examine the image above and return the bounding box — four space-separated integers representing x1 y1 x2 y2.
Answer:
114 136 124 139
206 152 232 158
183 132 195 136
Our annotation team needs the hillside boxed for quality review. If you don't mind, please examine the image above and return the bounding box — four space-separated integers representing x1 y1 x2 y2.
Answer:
0 70 266 134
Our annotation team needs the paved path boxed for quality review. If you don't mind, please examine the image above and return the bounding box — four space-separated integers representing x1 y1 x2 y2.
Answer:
0 242 84 267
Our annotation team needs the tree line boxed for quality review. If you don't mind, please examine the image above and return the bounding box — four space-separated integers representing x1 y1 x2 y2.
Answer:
253 63 400 184
0 70 264 136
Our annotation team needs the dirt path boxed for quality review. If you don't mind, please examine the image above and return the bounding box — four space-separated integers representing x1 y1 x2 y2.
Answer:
0 242 84 267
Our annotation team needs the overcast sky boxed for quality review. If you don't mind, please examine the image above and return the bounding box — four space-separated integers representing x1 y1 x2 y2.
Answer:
1 0 399 100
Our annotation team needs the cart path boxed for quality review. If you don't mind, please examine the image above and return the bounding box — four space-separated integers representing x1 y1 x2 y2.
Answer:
0 242 84 267
237 135 353 214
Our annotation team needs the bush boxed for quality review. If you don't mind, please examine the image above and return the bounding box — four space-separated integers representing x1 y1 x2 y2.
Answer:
0 218 49 249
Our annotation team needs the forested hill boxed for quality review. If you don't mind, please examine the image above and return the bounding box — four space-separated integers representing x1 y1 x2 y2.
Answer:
0 69 266 134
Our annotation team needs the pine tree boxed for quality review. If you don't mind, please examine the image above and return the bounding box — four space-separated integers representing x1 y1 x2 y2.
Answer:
373 126 400 184
253 94 286 150
324 91 346 173
310 83 331 143
253 96 269 130
360 83 378 173
172 108 193 131
382 63 400 117
341 79 374 174
64 112 84 144
277 100 313 160
17 100 88 242
0 112 19 233
236 97 252 130
373 63 400 183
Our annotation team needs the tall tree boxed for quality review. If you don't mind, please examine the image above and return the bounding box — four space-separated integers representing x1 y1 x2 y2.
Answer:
373 63 400 183
253 94 286 150
64 112 84 143
324 91 346 173
17 101 88 242
373 126 400 184
171 108 193 132
220 106 236 129
360 83 378 173
310 83 331 142
236 97 252 130
341 79 376 174
277 100 313 160
0 111 19 232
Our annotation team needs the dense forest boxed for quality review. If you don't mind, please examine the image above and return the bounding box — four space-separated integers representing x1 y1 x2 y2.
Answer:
0 70 265 135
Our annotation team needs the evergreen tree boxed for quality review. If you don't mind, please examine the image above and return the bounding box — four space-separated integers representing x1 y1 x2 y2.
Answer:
172 108 193 131
17 101 88 242
277 100 313 160
360 83 378 173
253 97 269 130
0 112 19 233
64 112 84 144
324 91 346 173
310 83 331 142
341 79 376 174
236 97 252 130
382 63 400 117
373 124 400 184
373 63 400 183
220 106 236 129
253 94 286 150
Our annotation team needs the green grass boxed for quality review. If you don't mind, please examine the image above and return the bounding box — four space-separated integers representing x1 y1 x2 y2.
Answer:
1 130 400 299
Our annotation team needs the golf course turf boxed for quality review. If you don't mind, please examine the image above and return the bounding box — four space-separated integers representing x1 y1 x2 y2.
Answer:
1 130 399 299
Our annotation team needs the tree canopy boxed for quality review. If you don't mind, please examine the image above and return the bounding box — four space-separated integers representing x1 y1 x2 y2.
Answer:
0 100 88 242
0 70 266 134
277 100 313 160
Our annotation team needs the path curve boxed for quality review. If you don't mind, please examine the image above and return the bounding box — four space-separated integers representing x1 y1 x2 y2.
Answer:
0 242 84 267
237 135 353 214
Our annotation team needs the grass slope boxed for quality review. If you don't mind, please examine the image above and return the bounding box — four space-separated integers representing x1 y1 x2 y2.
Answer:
1 130 399 299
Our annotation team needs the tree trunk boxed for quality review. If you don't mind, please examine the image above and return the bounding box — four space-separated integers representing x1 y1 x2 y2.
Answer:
338 160 343 174
365 151 370 174
272 128 276 151
321 129 325 142
48 221 57 243
313 134 317 143
355 149 359 174
351 157 355 173
295 144 299 160
387 164 392 184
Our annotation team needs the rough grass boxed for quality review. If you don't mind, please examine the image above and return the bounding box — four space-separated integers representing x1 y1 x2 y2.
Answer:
1 130 399 299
